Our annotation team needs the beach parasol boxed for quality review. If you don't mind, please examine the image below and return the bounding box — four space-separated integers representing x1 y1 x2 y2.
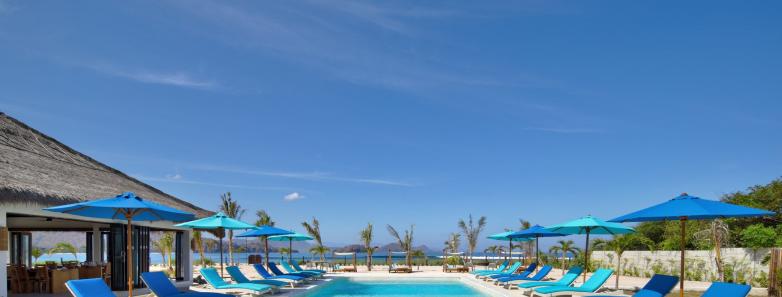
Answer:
176 212 255 277
610 193 773 297
488 231 533 263
237 226 293 269
268 232 314 262
45 192 194 297
545 215 634 282
508 225 566 270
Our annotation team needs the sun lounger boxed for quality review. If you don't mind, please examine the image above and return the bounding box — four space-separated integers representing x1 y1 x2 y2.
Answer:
581 274 678 297
478 261 523 279
582 277 747 297
253 264 307 282
444 264 469 273
487 262 537 280
200 267 275 295
334 264 358 272
282 261 324 276
702 282 751 297
531 268 613 297
140 271 233 297
496 265 552 286
471 260 509 275
268 262 314 279
518 266 583 291
65 278 117 297
389 263 413 273
292 261 327 274
226 266 293 288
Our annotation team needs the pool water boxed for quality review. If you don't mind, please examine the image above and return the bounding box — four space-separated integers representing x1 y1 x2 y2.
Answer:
303 278 490 297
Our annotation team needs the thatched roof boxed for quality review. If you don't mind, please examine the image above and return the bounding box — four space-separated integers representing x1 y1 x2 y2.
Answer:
0 112 210 217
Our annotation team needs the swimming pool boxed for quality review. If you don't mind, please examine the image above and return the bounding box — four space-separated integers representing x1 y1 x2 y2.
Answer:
302 278 491 297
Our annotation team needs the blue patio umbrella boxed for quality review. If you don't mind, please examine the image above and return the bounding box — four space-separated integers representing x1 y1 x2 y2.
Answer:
176 212 255 277
268 232 314 262
509 225 566 267
487 231 533 262
545 215 634 282
44 192 195 297
610 193 774 297
237 226 294 268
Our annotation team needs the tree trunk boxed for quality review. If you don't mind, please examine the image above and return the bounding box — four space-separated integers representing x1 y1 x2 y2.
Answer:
228 230 234 265
367 252 373 271
615 254 621 289
715 245 724 282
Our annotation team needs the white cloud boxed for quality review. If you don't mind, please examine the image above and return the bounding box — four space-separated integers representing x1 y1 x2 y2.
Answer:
283 192 304 201
165 173 183 180
190 164 415 187
87 63 218 90
134 175 296 191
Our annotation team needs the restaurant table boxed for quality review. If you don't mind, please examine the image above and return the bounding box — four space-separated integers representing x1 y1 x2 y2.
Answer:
50 268 78 294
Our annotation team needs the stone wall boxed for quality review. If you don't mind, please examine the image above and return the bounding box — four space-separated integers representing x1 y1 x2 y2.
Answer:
591 248 771 285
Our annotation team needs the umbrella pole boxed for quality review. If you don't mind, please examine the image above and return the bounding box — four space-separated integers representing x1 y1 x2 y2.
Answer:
584 230 590 283
508 240 512 263
125 214 134 297
264 236 270 269
536 236 540 272
219 232 224 278
289 239 293 263
680 218 686 297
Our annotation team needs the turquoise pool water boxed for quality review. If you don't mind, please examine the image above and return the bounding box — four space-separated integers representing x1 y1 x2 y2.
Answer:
302 278 490 297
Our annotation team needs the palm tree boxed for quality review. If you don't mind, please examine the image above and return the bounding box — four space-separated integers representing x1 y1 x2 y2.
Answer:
446 233 461 254
411 250 426 269
154 232 175 269
458 214 487 263
484 245 502 263
593 234 653 288
519 219 533 263
387 224 414 267
693 219 730 281
255 210 274 226
192 230 206 267
220 192 245 265
48 242 79 261
254 209 275 266
302 217 327 261
309 246 330 261
31 248 44 264
278 247 291 261
549 240 580 275
360 223 375 271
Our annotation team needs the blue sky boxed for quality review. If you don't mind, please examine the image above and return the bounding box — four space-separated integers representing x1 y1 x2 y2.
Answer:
1 1 781 250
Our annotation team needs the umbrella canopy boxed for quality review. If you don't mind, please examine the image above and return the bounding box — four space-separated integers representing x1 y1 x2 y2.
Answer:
45 191 194 222
508 225 566 267
175 212 255 277
545 215 634 282
238 226 296 237
609 193 773 297
268 232 313 262
44 192 194 297
238 226 294 268
487 231 533 241
609 193 775 222
487 231 532 262
176 212 256 230
545 216 634 235
268 233 314 241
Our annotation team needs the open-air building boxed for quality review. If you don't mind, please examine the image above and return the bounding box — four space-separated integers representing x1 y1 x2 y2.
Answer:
0 112 210 296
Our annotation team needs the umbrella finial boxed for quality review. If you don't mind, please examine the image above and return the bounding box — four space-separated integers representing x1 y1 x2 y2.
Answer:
681 192 688 196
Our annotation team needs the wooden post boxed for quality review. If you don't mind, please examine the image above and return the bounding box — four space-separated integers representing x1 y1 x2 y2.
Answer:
679 218 686 297
770 248 782 297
